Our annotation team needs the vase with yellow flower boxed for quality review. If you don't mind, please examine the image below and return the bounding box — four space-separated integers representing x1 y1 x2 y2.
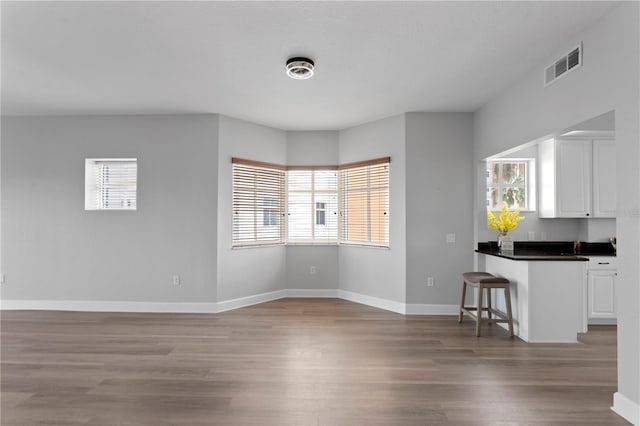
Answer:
487 202 525 250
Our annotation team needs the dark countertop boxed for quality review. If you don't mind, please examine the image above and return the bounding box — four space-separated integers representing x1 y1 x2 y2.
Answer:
476 250 588 261
476 241 616 261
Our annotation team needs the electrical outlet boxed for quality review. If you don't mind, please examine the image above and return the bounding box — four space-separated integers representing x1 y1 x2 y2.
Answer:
309 266 317 275
172 275 181 285
0 274 5 284
528 231 535 241
541 231 547 241
427 277 435 287
446 233 456 243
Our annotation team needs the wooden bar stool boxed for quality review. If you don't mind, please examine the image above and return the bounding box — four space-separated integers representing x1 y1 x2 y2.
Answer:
459 272 514 337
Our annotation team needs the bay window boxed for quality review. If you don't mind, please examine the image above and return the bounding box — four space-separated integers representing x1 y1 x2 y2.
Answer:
232 157 390 248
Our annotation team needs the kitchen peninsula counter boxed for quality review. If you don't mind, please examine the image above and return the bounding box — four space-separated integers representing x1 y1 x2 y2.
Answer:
474 242 614 343
477 251 588 261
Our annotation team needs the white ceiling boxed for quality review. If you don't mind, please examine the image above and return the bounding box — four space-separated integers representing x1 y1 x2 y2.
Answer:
1 1 618 130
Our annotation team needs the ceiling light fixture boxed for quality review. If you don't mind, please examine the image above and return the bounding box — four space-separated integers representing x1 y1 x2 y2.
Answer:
286 57 315 80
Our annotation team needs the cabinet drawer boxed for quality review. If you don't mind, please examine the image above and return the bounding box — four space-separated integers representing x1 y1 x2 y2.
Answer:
587 257 617 270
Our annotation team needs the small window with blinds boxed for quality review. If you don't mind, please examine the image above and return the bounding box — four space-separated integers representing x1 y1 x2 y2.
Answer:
339 158 390 247
232 158 286 247
85 158 137 211
287 169 338 243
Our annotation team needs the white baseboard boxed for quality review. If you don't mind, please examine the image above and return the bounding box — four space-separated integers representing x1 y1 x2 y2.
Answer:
0 299 218 313
2 290 456 318
337 290 406 314
215 289 286 313
405 303 459 315
588 318 617 325
612 392 639 425
285 288 340 298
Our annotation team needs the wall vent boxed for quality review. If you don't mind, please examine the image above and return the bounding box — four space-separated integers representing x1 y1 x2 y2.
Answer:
544 44 582 86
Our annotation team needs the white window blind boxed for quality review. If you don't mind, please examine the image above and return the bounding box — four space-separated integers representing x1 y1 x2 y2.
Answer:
287 169 338 243
85 159 137 211
230 157 390 248
232 158 285 246
339 158 390 247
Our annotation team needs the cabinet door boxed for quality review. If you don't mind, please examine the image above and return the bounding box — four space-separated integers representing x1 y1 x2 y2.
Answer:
588 270 616 322
556 140 592 217
592 139 616 217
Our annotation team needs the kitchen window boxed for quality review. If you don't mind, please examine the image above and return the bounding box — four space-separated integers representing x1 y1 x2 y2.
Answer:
486 159 535 211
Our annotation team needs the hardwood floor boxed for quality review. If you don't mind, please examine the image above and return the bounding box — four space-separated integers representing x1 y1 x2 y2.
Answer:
1 298 627 425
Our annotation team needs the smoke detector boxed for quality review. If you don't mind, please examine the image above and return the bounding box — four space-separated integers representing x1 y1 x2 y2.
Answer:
286 57 315 80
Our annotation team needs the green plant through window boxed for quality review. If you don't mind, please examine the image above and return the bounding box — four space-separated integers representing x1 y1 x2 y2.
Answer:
486 160 532 210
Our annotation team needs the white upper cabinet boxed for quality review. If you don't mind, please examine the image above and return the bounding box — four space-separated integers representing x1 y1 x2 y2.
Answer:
538 138 616 218
555 139 592 217
592 139 616 217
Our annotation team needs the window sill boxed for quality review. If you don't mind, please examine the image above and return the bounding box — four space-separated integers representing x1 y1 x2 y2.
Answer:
231 242 389 249
231 243 285 250
286 242 339 246
340 243 390 250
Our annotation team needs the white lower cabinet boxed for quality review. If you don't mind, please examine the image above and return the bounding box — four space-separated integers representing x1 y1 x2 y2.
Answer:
587 257 617 324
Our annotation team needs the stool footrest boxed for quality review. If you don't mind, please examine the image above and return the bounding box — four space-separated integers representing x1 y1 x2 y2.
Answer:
460 307 510 322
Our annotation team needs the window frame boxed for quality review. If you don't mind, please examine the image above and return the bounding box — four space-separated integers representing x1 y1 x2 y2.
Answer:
486 158 536 212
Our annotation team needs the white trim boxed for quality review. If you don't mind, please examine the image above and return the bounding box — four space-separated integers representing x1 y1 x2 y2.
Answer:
525 337 579 344
1 291 459 317
0 299 217 313
588 318 617 325
612 392 640 425
337 290 406 314
560 130 615 139
215 289 286 313
405 303 459 315
285 289 340 298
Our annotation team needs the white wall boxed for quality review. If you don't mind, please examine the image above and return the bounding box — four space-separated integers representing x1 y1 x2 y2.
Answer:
286 131 340 291
1 115 219 304
507 212 588 242
586 218 616 242
216 116 287 302
405 112 474 305
286 246 339 291
338 114 406 305
286 131 339 165
473 3 640 422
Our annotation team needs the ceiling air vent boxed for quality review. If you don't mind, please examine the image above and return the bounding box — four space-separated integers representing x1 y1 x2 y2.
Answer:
544 44 582 86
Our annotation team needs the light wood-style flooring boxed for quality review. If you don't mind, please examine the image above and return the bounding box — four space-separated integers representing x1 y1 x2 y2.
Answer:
1 298 627 425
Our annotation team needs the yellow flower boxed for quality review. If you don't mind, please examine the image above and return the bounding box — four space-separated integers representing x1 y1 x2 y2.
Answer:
487 202 524 233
